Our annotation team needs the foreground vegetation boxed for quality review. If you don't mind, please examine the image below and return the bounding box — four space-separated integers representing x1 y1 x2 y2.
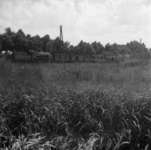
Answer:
0 56 151 149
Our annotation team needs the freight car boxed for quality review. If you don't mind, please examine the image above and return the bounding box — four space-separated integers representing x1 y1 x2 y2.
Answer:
51 53 86 63
94 54 104 62
76 55 84 62
52 53 70 62
6 50 105 63
70 54 76 62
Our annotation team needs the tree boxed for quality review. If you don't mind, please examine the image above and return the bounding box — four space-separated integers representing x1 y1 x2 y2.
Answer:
92 41 104 54
0 27 15 51
52 37 62 53
46 41 53 52
105 43 112 51
26 34 31 39
126 41 147 53
76 40 86 54
1 34 14 51
5 27 15 36
41 35 51 52
32 35 42 51
12 29 28 51
63 41 70 53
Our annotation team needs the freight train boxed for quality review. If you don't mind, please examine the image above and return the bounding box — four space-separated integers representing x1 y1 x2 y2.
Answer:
6 50 104 63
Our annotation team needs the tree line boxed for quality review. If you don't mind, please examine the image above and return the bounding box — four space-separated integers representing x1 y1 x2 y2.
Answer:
0 27 149 55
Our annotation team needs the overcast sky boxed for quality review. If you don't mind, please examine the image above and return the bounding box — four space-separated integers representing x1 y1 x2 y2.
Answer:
0 0 151 48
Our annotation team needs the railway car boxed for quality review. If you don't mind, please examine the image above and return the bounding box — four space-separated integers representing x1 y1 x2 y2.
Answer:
83 55 95 62
84 55 91 62
89 55 95 62
94 54 104 62
53 53 62 62
52 53 70 62
76 55 84 62
61 54 70 62
70 54 76 62
6 50 109 63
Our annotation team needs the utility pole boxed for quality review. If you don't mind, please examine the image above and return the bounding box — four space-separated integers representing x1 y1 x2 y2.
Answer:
140 38 142 44
60 25 63 51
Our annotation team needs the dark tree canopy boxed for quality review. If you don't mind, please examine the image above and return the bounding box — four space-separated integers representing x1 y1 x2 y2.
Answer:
0 27 149 56
126 41 148 53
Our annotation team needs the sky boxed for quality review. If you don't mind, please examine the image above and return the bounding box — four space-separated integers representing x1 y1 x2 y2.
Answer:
0 0 151 48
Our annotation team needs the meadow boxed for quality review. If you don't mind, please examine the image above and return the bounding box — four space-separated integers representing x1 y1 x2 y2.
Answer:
0 56 151 150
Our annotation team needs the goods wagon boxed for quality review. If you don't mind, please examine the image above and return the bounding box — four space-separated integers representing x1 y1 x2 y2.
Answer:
84 55 95 62
84 55 91 62
61 54 70 62
94 55 104 62
89 56 95 62
76 55 84 62
53 53 62 62
7 50 108 63
52 53 70 62
70 54 76 62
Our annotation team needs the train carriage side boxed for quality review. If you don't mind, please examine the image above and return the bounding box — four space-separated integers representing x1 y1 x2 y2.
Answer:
94 54 104 62
52 53 72 62
61 54 70 62
84 55 90 62
76 55 84 62
53 53 62 62
89 55 95 62
70 54 76 62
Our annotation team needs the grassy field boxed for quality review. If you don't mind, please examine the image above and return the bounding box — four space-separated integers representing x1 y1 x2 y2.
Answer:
0 56 151 149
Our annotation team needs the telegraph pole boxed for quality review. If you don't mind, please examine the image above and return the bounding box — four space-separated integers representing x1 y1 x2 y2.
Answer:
60 25 63 51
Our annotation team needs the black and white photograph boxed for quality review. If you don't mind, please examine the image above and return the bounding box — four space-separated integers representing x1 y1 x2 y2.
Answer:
0 0 151 149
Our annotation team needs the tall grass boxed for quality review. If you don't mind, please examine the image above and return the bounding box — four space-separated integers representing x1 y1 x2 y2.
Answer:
41 60 150 97
0 57 151 149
